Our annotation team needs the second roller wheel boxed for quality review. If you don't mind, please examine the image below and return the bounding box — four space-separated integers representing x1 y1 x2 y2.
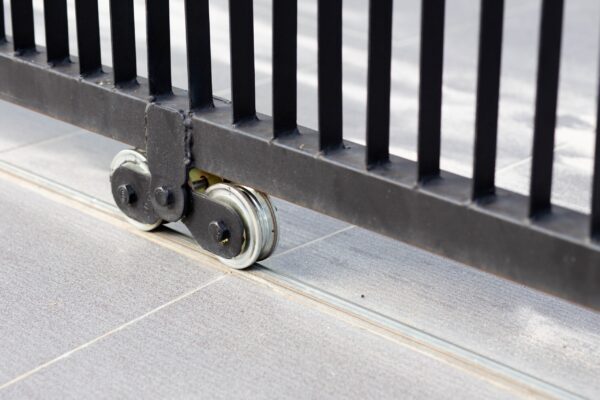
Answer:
204 183 278 269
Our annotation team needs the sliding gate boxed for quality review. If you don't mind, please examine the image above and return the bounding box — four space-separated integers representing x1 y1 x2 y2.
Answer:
0 0 599 309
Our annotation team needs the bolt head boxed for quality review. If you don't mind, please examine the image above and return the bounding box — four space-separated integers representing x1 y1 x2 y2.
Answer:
154 186 173 207
117 184 136 205
208 220 230 244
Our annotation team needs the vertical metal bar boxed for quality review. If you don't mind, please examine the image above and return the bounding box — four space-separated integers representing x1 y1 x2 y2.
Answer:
146 0 172 96
593 130 600 239
74 0 102 75
529 0 564 217
229 0 256 123
43 0 70 64
366 0 393 167
0 0 6 43
318 0 343 151
592 66 600 239
185 0 213 110
417 0 445 181
472 0 504 199
10 0 35 53
272 0 297 136
109 0 137 85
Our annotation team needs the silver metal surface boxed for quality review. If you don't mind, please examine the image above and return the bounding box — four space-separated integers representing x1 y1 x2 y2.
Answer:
205 183 278 269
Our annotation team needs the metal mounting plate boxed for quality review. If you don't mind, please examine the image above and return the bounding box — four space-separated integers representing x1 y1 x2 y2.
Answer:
146 104 189 222
183 191 244 258
110 161 162 226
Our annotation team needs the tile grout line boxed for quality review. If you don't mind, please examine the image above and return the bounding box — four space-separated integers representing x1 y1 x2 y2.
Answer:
269 225 356 260
0 275 228 391
250 268 581 400
496 141 572 176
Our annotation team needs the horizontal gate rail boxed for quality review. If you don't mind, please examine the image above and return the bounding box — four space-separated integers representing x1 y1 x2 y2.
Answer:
0 0 599 310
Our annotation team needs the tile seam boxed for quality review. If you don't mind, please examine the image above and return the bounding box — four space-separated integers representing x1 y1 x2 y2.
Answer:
0 275 227 391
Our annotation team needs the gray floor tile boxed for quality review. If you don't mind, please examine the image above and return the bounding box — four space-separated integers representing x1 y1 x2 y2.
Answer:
0 100 82 153
496 139 595 214
261 227 600 399
0 175 222 384
1 0 599 396
1 276 516 400
0 132 127 205
252 0 598 192
270 199 350 254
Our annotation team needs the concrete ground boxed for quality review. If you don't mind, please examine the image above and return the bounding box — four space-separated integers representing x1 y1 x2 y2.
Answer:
1 0 600 399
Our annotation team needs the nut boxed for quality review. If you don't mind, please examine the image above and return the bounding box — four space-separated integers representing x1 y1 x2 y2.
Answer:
117 184 136 205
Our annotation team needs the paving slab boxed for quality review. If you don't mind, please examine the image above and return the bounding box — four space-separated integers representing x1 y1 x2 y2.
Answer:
261 227 600 399
496 138 596 214
0 174 222 384
0 99 82 153
0 132 127 204
0 276 516 400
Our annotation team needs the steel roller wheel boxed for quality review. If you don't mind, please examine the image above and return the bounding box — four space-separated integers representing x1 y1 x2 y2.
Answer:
110 149 163 232
205 183 278 269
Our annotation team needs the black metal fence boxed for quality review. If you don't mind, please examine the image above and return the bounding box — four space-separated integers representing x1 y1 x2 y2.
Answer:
0 0 599 309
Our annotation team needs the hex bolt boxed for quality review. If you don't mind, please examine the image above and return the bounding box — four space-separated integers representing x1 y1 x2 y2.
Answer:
154 186 173 207
208 220 230 245
117 184 137 205
191 176 209 191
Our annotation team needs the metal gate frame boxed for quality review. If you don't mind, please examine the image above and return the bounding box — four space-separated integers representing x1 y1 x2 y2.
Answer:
0 0 599 309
